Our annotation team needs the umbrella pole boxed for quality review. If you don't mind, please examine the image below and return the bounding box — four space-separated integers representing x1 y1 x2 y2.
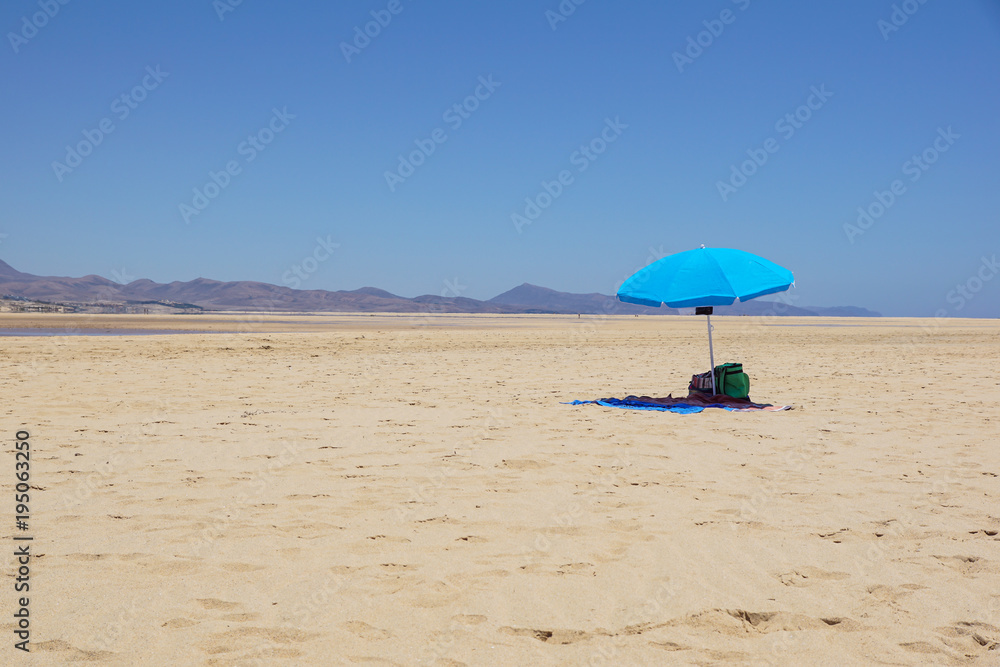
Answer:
706 313 717 395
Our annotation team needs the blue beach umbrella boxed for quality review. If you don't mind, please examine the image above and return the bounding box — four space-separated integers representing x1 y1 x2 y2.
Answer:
617 246 794 395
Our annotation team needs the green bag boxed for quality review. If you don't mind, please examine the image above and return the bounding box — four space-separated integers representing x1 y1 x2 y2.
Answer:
714 363 750 399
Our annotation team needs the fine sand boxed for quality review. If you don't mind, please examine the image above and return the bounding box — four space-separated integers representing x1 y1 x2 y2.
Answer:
2 313 999 665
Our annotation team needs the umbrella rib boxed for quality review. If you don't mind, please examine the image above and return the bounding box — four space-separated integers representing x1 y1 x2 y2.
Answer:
702 250 738 302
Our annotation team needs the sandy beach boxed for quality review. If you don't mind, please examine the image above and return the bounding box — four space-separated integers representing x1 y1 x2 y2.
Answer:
2 313 999 665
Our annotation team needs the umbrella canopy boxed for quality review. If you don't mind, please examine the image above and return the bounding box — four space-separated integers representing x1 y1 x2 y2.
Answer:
616 247 794 397
617 247 794 309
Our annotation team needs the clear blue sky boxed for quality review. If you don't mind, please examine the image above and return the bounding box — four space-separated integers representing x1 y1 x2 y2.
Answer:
2 1 998 316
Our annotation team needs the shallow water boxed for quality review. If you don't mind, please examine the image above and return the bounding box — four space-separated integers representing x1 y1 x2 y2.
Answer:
0 328 234 337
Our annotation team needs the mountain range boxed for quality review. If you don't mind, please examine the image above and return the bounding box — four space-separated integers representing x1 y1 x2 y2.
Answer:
0 259 880 316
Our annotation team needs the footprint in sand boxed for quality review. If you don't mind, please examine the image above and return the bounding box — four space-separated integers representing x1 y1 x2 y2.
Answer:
500 626 593 644
222 612 260 622
220 562 266 572
34 640 115 661
197 598 243 610
935 621 1000 652
343 620 392 640
683 609 862 635
777 566 850 587
200 627 315 657
649 640 690 651
452 614 487 625
867 583 926 605
899 640 950 655
212 627 314 644
931 554 997 575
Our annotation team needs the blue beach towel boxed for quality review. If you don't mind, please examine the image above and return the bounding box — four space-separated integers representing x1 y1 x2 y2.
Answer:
565 395 791 414
566 398 706 414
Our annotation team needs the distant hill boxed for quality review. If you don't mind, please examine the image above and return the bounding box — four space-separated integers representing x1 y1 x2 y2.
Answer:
489 283 679 315
0 259 529 313
0 258 879 316
0 259 32 280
